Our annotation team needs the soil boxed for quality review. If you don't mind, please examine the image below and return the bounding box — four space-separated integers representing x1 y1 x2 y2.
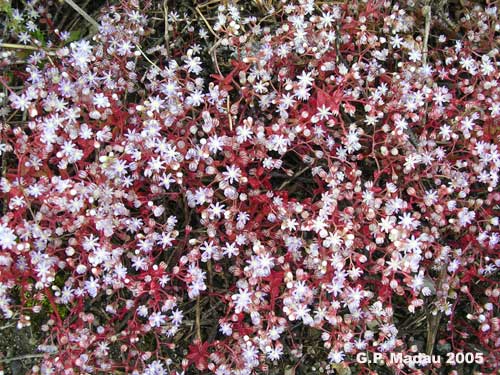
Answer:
0 323 39 375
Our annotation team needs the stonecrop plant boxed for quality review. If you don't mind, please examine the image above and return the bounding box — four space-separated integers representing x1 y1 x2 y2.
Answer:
0 0 499 374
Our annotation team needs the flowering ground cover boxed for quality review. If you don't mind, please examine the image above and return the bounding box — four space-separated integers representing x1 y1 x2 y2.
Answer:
0 0 499 374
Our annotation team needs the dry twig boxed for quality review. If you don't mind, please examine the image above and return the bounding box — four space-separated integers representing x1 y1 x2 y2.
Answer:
63 0 99 30
162 0 170 58
0 353 46 364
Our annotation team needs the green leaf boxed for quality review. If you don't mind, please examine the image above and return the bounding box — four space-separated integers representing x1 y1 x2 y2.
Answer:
0 0 13 16
67 30 82 44
31 29 46 44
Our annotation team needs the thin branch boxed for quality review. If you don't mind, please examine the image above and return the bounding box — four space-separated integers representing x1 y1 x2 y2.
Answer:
195 296 202 341
405 127 420 149
278 166 310 190
226 97 233 132
425 259 451 375
0 322 15 330
0 43 56 56
135 44 160 71
197 0 223 9
63 0 99 30
63 0 90 32
418 2 432 141
422 2 431 66
195 6 219 40
162 0 170 58
209 38 223 77
0 353 46 364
